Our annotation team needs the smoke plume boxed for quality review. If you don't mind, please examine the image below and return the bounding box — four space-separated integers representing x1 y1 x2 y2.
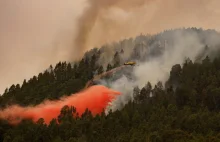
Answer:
0 85 121 125
75 0 220 56
74 0 153 57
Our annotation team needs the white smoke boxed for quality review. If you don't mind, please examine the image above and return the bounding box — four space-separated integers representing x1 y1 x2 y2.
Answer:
105 75 135 113
105 29 220 113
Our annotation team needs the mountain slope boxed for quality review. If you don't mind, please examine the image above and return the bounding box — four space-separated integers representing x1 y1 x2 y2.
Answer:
2 28 220 108
1 54 220 141
1 28 220 141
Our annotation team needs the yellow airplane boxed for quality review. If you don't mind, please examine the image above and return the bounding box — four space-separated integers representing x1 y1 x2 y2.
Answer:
124 61 136 66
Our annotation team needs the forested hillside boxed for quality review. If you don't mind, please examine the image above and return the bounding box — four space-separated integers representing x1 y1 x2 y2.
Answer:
1 28 220 141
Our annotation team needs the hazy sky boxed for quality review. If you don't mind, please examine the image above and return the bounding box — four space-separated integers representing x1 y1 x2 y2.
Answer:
0 0 87 93
1 0 220 94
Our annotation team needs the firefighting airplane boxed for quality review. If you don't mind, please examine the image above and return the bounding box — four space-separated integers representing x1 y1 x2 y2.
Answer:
123 61 136 66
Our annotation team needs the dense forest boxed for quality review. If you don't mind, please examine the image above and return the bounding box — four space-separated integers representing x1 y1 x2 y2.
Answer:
1 28 220 141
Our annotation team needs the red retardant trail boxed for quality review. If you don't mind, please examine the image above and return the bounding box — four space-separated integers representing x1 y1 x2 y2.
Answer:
0 85 121 125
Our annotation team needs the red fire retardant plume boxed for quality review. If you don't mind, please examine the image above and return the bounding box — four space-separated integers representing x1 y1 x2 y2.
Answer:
0 85 121 125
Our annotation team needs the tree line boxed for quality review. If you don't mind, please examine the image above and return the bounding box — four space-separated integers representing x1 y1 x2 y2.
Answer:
0 56 220 141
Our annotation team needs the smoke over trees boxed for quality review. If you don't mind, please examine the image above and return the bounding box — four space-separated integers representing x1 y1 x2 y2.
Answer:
1 28 220 140
1 0 220 94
